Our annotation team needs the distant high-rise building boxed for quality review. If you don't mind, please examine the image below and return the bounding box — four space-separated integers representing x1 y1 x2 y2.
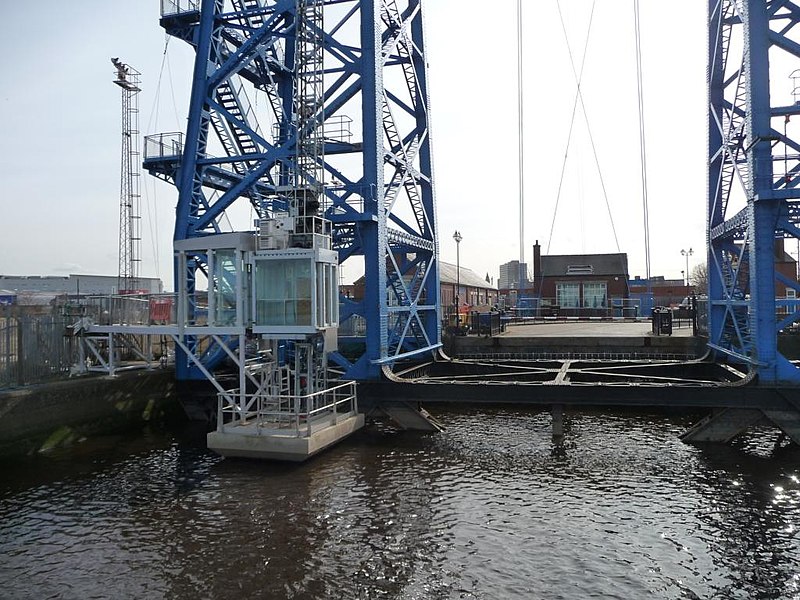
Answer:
499 260 528 289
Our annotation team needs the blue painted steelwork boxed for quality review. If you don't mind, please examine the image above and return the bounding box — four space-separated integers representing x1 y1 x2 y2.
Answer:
144 0 440 380
708 0 800 384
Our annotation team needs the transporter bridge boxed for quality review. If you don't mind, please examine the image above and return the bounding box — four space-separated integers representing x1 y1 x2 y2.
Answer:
75 0 800 456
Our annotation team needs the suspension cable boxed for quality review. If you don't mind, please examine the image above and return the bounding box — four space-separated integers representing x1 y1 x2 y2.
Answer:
141 35 175 281
517 0 525 285
549 1 621 257
635 0 652 283
547 0 596 254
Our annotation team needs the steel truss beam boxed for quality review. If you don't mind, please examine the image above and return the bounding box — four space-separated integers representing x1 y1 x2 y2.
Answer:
146 0 440 380
708 0 800 383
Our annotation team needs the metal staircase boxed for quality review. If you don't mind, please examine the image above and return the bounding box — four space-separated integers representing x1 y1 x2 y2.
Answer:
210 77 262 170
145 0 440 381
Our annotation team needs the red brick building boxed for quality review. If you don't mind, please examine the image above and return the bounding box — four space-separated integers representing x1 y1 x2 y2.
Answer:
343 261 498 316
526 242 630 315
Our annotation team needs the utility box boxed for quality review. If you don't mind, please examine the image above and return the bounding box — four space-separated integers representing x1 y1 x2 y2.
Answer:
258 213 291 250
651 307 672 336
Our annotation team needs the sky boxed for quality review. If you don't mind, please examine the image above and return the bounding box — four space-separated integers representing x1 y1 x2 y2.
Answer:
0 0 710 289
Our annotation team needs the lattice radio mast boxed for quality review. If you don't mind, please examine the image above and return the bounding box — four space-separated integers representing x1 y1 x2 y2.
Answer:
112 58 142 294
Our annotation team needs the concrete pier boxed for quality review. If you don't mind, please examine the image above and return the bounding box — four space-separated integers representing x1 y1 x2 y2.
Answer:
207 413 365 462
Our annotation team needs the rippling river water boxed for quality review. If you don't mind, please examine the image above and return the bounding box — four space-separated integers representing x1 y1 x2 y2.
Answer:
1 407 800 599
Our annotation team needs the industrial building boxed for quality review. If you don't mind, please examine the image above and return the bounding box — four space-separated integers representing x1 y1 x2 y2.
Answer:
0 274 163 297
345 261 498 316
629 276 692 313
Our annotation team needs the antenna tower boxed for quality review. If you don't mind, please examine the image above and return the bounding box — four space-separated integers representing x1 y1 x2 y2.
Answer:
112 58 142 294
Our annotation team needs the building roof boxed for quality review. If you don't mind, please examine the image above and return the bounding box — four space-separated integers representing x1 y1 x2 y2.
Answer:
630 277 685 288
540 253 629 278
439 261 494 289
352 262 496 291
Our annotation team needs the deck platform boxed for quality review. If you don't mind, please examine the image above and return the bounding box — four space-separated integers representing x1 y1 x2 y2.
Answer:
208 413 364 461
361 321 800 411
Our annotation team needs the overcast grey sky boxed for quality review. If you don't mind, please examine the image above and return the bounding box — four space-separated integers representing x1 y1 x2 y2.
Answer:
0 1 710 289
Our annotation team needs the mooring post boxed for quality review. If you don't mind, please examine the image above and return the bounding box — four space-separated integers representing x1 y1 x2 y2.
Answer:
552 404 565 447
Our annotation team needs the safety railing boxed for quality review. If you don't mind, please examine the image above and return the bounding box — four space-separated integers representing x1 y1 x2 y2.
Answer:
338 314 367 336
144 132 184 160
80 294 178 326
443 310 503 337
514 298 643 320
0 316 78 388
161 0 199 17
217 380 358 438
325 115 353 143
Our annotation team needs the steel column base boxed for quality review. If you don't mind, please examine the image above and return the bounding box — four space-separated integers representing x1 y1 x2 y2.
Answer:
376 402 444 432
552 404 565 447
762 410 800 445
680 408 766 443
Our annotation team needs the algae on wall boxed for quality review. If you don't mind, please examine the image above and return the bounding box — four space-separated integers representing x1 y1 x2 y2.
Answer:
0 369 179 457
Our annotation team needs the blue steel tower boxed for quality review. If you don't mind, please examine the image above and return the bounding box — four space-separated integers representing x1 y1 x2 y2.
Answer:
145 0 440 381
708 0 800 385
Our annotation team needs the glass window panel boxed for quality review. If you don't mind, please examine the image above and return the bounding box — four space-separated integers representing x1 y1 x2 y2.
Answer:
296 299 311 325
213 249 237 325
556 283 580 308
327 264 336 326
255 258 314 326
583 282 607 308
316 264 325 327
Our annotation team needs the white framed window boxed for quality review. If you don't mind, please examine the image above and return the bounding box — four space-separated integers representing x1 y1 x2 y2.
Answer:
556 282 580 308
583 282 607 308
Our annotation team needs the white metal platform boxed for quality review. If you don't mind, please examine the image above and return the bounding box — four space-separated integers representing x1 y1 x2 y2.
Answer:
207 413 364 461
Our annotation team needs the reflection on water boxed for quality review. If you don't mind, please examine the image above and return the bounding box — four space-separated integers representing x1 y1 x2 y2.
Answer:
1 409 800 599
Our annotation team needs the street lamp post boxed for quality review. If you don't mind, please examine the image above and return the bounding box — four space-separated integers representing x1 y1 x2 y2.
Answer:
453 230 462 326
681 248 693 286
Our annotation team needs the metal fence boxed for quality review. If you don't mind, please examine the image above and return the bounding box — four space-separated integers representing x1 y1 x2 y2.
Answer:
0 316 78 388
514 297 643 319
216 380 358 438
160 0 198 17
80 294 178 326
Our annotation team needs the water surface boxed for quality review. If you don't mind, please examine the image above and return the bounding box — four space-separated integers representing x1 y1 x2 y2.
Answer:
1 408 799 599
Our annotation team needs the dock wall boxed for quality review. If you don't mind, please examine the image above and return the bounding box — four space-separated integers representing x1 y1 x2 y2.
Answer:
0 369 178 457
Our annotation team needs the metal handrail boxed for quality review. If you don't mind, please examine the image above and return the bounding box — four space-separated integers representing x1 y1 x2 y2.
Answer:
217 380 358 437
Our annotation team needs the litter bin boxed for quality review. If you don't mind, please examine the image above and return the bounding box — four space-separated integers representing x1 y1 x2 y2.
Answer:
651 307 672 336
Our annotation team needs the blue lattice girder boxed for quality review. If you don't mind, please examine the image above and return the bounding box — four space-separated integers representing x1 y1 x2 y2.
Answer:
146 0 441 381
708 0 800 384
